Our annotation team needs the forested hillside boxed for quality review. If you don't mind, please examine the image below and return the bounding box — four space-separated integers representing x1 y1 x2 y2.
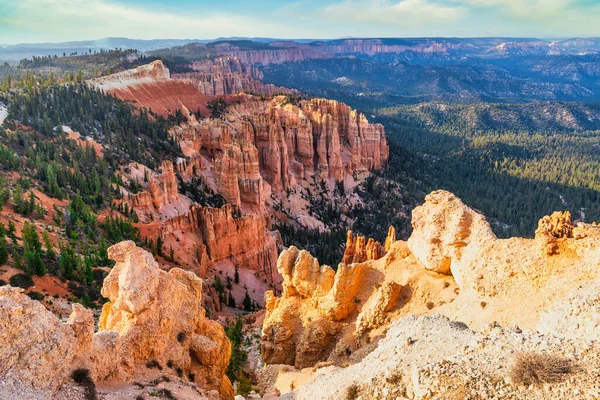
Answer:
259 60 600 238
0 74 185 305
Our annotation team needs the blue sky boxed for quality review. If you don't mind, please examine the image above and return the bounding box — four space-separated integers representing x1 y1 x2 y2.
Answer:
1 0 600 44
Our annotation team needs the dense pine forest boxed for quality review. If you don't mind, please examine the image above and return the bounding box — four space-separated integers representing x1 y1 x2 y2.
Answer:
0 73 185 304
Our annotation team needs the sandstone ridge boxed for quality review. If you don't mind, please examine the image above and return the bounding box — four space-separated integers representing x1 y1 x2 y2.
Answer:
261 189 600 381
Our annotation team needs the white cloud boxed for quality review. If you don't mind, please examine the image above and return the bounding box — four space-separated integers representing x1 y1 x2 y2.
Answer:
323 0 464 26
2 0 289 42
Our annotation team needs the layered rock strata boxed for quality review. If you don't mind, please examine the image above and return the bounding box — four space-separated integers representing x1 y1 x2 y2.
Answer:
158 204 280 282
91 60 209 117
126 160 180 214
211 39 473 65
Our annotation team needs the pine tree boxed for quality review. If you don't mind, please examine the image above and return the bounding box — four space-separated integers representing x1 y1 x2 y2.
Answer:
0 223 8 265
156 235 163 257
234 267 240 284
243 291 252 311
22 222 45 276
228 291 236 308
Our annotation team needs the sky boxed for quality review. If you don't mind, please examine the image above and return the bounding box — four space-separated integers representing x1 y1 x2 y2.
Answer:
1 0 600 44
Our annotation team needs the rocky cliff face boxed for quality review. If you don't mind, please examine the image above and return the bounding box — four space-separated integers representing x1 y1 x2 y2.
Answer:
172 95 388 210
158 204 280 283
174 57 293 96
0 286 77 398
91 60 209 117
261 189 600 374
0 241 233 399
212 39 473 65
126 160 180 215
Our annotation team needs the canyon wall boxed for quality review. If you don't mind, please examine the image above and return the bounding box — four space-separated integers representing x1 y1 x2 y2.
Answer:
172 95 388 209
174 57 293 96
158 203 280 282
211 39 474 65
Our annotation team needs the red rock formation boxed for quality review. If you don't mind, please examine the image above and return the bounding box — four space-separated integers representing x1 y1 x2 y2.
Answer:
127 160 179 212
342 230 385 264
90 60 210 117
171 96 388 208
158 204 280 282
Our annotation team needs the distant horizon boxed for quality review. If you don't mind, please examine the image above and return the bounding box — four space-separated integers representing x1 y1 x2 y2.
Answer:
2 0 600 45
2 35 600 47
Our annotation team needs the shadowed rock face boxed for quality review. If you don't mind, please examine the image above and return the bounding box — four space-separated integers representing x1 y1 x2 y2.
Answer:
0 241 234 400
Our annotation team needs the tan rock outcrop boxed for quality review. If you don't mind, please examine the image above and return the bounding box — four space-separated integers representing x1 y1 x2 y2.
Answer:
342 230 386 264
0 286 77 397
384 225 396 252
96 240 233 398
261 189 600 373
355 281 403 335
408 190 497 277
0 242 234 399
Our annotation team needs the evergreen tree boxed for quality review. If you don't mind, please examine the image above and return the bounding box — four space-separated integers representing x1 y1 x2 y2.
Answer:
0 223 8 265
22 222 45 276
156 235 163 257
228 291 236 308
243 291 252 311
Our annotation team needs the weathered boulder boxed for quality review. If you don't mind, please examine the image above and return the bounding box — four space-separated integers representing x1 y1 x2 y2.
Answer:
97 240 234 399
408 190 496 278
355 281 403 335
0 286 77 397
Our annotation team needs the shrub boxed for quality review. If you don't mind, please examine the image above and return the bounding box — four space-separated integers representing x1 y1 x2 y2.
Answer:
157 389 176 400
510 352 575 386
346 384 359 400
426 301 435 310
9 273 34 289
146 360 162 370
71 369 97 400
177 331 186 343
27 291 44 301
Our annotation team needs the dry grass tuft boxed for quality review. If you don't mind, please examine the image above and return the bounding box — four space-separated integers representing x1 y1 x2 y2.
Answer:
510 352 576 386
